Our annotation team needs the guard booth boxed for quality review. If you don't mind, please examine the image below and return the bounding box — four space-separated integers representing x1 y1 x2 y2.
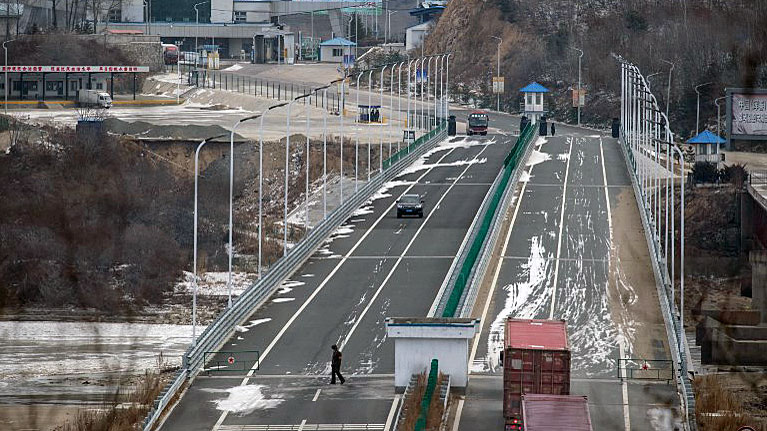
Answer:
358 104 383 123
520 82 549 125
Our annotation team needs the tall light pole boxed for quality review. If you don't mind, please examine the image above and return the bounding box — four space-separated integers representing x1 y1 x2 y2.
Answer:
646 71 662 91
367 69 373 180
285 92 313 256
258 102 289 278
228 114 262 307
491 36 502 112
355 71 363 192
379 65 387 172
571 46 583 126
192 133 227 345
695 82 712 134
3 39 14 115
194 1 208 60
714 96 726 139
661 59 674 121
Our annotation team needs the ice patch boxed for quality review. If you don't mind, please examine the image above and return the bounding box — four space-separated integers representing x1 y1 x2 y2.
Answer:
272 297 295 303
519 171 532 182
526 150 551 167
213 385 283 414
244 318 271 329
223 64 243 72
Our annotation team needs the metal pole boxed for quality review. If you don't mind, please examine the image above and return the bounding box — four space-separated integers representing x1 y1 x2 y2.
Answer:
379 65 387 173
305 96 310 227
323 89 328 218
662 59 674 121
3 40 13 115
259 102 288 277
492 37 502 112
368 69 373 180
340 74 346 203
389 63 395 159
446 53 451 118
419 57 425 132
356 72 363 192
398 61 404 153
572 47 583 126
714 96 725 139
695 82 711 134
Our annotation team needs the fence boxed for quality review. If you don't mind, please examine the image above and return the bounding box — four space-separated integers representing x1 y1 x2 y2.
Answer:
750 170 767 185
142 121 447 431
617 358 675 383
439 123 535 317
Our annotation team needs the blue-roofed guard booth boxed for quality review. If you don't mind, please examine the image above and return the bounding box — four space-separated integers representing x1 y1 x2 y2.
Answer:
319 37 356 64
520 81 549 125
687 130 726 165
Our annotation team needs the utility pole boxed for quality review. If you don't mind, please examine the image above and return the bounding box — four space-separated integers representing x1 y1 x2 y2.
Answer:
661 59 674 121
3 39 13 114
491 36 501 112
571 46 583 126
194 1 209 59
695 82 711 134
714 96 726 138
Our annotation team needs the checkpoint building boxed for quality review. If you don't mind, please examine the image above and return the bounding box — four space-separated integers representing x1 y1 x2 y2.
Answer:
0 65 150 101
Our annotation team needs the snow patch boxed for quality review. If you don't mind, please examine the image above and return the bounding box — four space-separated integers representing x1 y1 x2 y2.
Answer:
223 64 244 72
272 297 295 303
526 150 551 167
213 385 283 414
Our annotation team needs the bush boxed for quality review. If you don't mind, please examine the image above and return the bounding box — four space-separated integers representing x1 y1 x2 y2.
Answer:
719 163 748 187
692 161 719 183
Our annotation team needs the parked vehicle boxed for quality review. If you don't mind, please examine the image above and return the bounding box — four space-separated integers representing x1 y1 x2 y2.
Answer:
78 89 112 109
521 394 592 431
467 111 489 135
503 319 571 431
396 194 424 218
163 44 179 65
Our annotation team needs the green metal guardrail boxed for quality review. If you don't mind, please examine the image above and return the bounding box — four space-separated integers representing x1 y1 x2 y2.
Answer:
441 124 536 317
382 121 447 171
414 358 439 431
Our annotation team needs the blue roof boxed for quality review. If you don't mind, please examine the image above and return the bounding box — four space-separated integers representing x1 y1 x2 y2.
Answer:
320 37 356 47
687 130 725 144
520 82 549 93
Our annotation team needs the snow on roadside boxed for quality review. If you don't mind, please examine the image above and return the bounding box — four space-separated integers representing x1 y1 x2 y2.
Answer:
212 384 284 415
176 271 257 297
223 64 244 72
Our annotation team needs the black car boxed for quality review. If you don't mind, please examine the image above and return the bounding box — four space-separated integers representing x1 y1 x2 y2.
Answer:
396 194 424 218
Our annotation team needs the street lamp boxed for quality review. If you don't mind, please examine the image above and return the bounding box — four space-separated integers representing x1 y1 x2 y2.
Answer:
385 11 396 45
192 133 228 344
646 71 662 91
571 46 584 126
285 91 313 256
227 114 262 307
714 96 726 139
355 71 363 192
661 59 674 120
3 39 15 115
194 1 209 62
379 65 388 172
695 82 712 134
491 37 502 112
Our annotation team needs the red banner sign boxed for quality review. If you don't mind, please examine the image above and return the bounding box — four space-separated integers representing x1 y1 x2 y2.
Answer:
0 66 150 73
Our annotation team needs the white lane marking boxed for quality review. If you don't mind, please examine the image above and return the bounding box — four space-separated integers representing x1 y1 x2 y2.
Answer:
212 145 470 430
298 419 307 431
340 144 493 349
601 137 631 431
384 395 401 431
548 136 574 319
312 388 321 402
451 398 465 431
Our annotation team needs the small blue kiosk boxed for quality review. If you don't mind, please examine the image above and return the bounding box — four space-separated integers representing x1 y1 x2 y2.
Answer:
520 82 549 125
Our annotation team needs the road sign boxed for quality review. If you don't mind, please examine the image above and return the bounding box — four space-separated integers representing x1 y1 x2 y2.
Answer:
492 76 505 94
572 88 586 107
227 356 235 365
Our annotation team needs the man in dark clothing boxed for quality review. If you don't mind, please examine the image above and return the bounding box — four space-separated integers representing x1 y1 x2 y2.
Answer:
330 344 345 384
551 122 556 136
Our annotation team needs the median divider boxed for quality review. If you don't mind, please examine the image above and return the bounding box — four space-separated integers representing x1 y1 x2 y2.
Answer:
142 123 448 431
439 123 536 317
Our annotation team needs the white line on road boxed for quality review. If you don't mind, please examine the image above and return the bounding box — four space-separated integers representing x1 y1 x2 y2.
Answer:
548 136 574 319
312 388 321 402
212 143 473 430
384 394 401 431
451 398 465 431
340 143 493 349
298 419 307 431
601 137 631 431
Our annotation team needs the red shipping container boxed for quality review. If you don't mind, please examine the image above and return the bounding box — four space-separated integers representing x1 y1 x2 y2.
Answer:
503 319 571 431
522 394 592 431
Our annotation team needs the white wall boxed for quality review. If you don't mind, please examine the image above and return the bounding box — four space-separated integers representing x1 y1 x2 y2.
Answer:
211 0 234 23
393 338 470 389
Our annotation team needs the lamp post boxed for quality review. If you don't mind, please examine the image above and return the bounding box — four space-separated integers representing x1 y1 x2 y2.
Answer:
192 133 227 344
398 60 405 153
227 114 262 307
194 1 208 60
407 59 414 134
571 46 583 126
355 71 363 192
646 71 662 91
257 102 289 278
714 96 726 139
491 37 502 112
661 59 674 120
695 82 712 134
368 69 373 180
446 53 452 119
3 39 14 115
379 65 387 172
285 92 313 256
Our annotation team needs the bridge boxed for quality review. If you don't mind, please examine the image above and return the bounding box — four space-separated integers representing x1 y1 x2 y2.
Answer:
143 55 694 431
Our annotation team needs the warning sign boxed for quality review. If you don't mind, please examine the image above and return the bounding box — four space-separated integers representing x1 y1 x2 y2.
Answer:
492 76 505 94
227 356 235 365
572 88 586 107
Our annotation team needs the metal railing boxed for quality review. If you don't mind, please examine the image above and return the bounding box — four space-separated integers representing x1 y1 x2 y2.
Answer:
617 358 675 383
141 122 447 431
750 170 767 185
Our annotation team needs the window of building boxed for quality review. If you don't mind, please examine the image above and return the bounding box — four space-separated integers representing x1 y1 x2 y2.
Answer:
95 82 104 90
234 11 247 23
71 81 79 91
526 94 532 105
12 81 20 91
108 6 121 23
46 81 57 92
536 93 542 104
332 48 343 57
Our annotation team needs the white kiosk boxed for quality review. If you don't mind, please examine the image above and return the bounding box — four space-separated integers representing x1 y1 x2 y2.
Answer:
520 82 549 124
386 317 480 393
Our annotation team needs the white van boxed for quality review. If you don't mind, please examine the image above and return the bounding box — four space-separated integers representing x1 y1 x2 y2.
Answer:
79 89 112 109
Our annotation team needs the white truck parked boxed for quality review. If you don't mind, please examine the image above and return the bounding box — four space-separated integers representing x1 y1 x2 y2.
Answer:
78 90 112 109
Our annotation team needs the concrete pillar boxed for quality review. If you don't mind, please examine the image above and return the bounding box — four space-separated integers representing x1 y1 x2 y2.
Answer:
750 250 767 326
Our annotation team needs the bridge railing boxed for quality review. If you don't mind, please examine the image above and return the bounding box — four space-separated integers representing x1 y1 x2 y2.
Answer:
435 123 536 317
619 58 696 430
141 121 448 431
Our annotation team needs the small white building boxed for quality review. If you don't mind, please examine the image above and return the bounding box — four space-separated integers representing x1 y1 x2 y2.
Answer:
319 37 355 64
520 82 549 124
405 22 432 52
688 130 726 165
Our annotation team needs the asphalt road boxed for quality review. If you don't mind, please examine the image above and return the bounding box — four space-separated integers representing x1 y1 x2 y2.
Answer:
160 132 515 431
455 122 680 430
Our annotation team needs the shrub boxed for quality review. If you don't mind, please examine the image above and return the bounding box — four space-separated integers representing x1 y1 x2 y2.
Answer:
719 163 748 187
692 161 719 183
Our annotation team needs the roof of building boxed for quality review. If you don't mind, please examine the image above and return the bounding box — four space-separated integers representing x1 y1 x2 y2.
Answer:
320 37 356 47
687 130 726 144
520 82 549 93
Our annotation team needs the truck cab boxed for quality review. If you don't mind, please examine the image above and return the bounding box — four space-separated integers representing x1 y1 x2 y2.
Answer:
467 111 489 136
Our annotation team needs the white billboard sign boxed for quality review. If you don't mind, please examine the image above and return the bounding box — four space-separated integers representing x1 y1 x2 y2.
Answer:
0 65 150 73
731 93 767 136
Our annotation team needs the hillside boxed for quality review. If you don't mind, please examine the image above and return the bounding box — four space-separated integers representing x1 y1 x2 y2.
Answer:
425 0 767 138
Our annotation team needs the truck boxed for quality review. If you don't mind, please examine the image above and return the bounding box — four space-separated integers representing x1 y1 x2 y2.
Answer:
521 394 592 431
503 318 571 431
78 89 112 109
163 43 179 65
467 110 489 135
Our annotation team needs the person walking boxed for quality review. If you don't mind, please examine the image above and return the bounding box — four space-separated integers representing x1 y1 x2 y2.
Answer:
551 122 556 136
330 344 345 384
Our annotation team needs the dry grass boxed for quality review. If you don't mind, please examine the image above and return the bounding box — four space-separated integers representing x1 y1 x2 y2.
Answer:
398 373 427 431
694 374 760 431
425 373 446 431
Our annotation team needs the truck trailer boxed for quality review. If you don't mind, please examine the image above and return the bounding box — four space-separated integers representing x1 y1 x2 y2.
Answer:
503 318 571 431
521 394 592 431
